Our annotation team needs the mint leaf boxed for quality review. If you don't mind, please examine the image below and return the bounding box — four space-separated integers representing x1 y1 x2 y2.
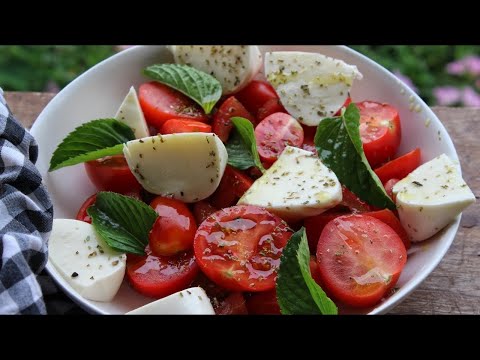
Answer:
276 227 337 315
314 103 396 210
144 63 222 114
49 119 135 171
226 117 265 173
87 192 158 255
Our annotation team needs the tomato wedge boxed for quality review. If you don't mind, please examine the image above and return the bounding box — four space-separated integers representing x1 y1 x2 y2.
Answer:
126 246 199 298
338 186 374 213
357 101 402 168
234 80 279 115
316 214 407 308
215 292 248 315
192 200 218 225
374 148 421 184
139 82 208 128
76 193 98 224
160 119 212 134
255 112 304 164
245 290 281 315
365 209 410 249
194 205 293 292
301 124 318 154
304 211 347 253
212 96 255 142
210 165 254 209
257 98 287 121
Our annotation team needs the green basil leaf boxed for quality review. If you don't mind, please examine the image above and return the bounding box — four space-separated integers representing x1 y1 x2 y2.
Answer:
314 103 396 210
276 227 338 315
143 63 222 114
49 119 135 171
87 192 158 256
225 117 265 173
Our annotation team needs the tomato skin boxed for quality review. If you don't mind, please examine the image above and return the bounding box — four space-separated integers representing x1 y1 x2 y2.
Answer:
374 148 421 184
357 101 402 168
126 246 199 299
210 165 254 209
365 209 410 249
309 256 324 287
148 197 197 256
255 112 304 164
139 82 208 128
84 155 141 194
257 98 287 121
76 194 98 224
212 96 255 142
304 211 347 253
384 178 400 202
246 290 281 315
235 80 279 115
316 214 407 308
216 292 249 315
301 124 318 154
192 200 218 226
160 119 212 134
338 185 374 213
194 205 293 292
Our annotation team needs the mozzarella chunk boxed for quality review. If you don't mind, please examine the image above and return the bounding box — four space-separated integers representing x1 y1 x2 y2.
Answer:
114 86 149 139
126 287 215 315
393 154 475 242
123 133 228 202
48 219 126 302
169 45 263 95
238 146 342 221
264 51 362 126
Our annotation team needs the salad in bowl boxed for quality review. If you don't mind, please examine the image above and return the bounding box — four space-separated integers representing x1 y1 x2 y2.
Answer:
36 45 475 314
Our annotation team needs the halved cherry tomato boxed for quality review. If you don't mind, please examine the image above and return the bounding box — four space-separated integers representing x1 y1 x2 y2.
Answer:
194 205 293 292
316 214 407 308
192 200 218 225
126 246 199 298
338 185 374 213
234 80 278 115
210 165 254 209
245 290 281 315
301 124 318 154
384 178 400 202
148 197 197 256
76 194 97 224
304 211 347 253
84 155 141 194
309 256 324 287
365 209 410 249
374 148 421 184
334 96 352 116
257 98 287 121
139 82 208 128
357 101 402 168
212 96 255 143
160 119 212 134
255 112 304 164
215 292 248 315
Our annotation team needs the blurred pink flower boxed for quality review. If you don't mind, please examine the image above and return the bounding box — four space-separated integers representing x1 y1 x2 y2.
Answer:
393 70 418 93
464 56 480 76
462 87 480 107
433 86 462 106
446 60 466 75
476 79 480 88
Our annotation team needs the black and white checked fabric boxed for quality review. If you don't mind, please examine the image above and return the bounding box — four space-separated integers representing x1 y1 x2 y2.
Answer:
0 88 53 314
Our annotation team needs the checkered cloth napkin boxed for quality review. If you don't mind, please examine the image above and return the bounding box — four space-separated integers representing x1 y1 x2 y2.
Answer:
0 88 54 314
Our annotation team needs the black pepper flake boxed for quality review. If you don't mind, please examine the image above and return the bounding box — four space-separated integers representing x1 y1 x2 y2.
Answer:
181 191 184 197
139 139 144 143
112 260 119 266
75 251 79 255
71 272 79 278
179 292 184 298
90 276 94 280
412 181 423 187
186 290 192 295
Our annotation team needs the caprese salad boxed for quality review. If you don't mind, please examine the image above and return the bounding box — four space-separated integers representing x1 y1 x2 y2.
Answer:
47 46 475 315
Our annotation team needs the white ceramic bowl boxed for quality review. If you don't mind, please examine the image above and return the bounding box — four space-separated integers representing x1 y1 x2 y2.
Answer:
31 45 461 315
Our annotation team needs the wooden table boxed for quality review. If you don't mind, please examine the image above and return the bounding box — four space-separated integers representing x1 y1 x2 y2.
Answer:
5 91 479 315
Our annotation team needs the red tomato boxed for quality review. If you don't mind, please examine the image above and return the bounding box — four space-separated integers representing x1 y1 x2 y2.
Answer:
309 256 324 287
212 96 255 142
126 246 199 298
194 205 293 292
234 80 279 115
316 214 407 308
192 200 218 225
384 178 400 202
160 119 212 134
245 290 281 315
334 96 352 116
374 148 421 184
84 155 141 194
357 101 402 168
215 292 248 315
210 165 254 209
338 185 374 213
301 124 318 154
148 197 197 256
365 209 410 249
139 82 208 128
304 211 346 253
257 98 287 121
255 113 304 164
76 194 97 224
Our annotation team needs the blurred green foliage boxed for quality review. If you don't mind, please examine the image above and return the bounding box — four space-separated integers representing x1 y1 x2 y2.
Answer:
0 45 479 105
